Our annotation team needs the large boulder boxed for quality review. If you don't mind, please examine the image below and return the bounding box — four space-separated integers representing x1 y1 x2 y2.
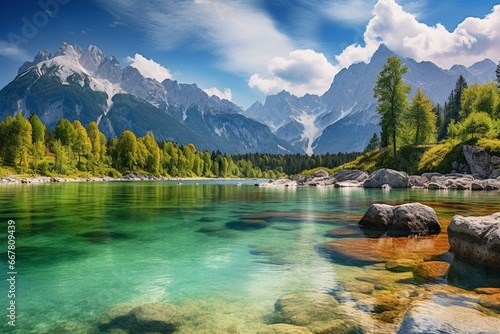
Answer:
463 145 493 179
363 169 409 188
331 169 369 182
448 213 500 269
358 203 441 236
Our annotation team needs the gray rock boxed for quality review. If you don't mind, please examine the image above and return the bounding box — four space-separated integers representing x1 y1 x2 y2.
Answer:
492 156 500 167
363 168 409 188
448 213 500 269
463 145 493 179
489 169 500 179
313 169 329 178
359 203 441 236
331 169 369 182
409 175 425 188
421 172 443 183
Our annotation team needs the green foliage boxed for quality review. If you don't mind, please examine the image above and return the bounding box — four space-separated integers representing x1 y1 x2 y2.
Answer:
364 133 381 153
447 112 496 141
460 82 499 119
407 89 437 144
496 60 500 88
30 114 45 143
55 118 76 147
418 140 464 174
72 120 92 165
477 138 500 156
373 56 411 160
439 76 468 140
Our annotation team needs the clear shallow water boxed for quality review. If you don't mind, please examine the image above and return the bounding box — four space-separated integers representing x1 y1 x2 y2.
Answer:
0 181 499 333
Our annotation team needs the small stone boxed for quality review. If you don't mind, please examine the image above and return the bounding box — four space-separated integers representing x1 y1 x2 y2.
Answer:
413 261 450 283
385 259 418 272
478 293 500 312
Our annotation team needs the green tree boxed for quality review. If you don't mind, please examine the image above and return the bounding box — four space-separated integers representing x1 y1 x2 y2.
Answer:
373 56 411 160
87 122 107 163
54 118 76 147
408 88 436 144
447 112 495 140
30 114 45 144
364 132 381 152
440 76 468 139
141 133 161 175
117 130 138 172
53 139 72 174
72 120 92 165
496 60 500 88
461 82 499 119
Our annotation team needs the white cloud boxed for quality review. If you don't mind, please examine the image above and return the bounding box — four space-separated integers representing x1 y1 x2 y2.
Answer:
125 53 172 83
94 0 295 74
248 49 338 96
204 87 232 101
336 0 500 70
0 40 30 60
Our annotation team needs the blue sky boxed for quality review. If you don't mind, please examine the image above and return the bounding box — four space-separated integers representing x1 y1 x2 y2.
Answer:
1 0 499 109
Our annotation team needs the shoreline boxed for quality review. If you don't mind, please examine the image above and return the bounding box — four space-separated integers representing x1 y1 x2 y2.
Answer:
0 174 263 185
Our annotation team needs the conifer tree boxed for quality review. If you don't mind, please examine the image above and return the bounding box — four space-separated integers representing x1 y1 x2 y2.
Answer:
373 56 411 161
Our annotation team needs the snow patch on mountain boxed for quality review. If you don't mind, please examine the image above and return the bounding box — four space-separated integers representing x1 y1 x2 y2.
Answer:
293 113 321 155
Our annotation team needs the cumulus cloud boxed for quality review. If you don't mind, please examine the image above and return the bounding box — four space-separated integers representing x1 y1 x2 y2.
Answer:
125 53 172 83
336 0 500 70
248 49 337 96
204 87 232 101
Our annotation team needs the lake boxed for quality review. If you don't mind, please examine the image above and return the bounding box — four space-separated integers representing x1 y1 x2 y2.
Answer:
1 180 500 333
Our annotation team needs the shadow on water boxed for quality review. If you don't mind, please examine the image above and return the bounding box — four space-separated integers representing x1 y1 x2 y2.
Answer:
447 257 500 289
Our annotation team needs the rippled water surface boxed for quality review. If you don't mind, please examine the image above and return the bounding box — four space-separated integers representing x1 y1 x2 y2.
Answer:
0 181 499 333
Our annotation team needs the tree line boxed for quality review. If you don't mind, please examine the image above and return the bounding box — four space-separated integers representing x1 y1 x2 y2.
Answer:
0 114 360 178
373 56 500 162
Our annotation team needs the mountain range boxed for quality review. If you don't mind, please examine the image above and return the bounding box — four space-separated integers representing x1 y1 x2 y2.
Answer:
244 45 497 154
0 43 496 154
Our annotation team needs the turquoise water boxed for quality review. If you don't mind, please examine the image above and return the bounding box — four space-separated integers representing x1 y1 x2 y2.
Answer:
0 181 499 333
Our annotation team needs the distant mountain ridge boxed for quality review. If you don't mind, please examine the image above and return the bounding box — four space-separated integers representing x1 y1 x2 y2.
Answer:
244 45 497 153
0 43 297 154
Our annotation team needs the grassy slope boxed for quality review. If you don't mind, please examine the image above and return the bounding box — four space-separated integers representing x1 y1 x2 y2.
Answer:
302 139 500 176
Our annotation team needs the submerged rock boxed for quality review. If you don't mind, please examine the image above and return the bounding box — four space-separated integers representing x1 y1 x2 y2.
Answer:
266 292 363 333
412 261 450 283
257 324 312 334
478 293 500 312
448 213 500 269
363 169 409 188
358 203 441 236
225 219 269 230
98 302 181 333
398 295 500 334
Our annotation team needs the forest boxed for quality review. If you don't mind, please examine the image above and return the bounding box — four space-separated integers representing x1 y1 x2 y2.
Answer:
0 114 360 179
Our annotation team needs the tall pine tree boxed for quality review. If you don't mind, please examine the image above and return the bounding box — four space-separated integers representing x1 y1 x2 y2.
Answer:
373 56 411 161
